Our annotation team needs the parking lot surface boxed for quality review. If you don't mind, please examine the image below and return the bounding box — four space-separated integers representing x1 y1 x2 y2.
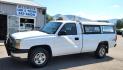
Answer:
0 35 123 70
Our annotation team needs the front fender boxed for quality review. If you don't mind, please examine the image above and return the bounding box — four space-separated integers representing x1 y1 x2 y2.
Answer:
20 36 54 50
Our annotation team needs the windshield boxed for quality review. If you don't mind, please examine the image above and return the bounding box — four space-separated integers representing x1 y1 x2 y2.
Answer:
41 22 62 34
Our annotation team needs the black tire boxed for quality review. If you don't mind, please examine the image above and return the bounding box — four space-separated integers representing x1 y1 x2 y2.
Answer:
28 48 50 68
95 45 107 58
122 32 123 37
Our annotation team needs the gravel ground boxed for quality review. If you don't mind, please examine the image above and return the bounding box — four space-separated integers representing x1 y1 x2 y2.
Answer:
0 35 123 70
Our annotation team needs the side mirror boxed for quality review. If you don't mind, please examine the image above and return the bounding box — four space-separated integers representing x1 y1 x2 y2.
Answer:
58 31 66 36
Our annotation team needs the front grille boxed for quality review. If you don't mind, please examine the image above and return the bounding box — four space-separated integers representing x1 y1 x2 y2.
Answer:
7 35 16 48
5 35 16 55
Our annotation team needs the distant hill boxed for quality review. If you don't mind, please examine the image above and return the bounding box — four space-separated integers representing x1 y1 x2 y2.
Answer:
53 14 92 21
53 14 118 24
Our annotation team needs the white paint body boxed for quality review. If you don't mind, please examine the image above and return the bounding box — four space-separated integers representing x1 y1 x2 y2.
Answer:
11 21 116 57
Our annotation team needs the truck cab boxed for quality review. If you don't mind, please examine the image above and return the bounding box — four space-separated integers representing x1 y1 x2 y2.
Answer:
5 20 117 67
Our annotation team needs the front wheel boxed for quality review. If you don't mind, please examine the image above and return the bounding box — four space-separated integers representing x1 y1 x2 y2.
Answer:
122 32 123 37
28 48 50 68
95 45 107 58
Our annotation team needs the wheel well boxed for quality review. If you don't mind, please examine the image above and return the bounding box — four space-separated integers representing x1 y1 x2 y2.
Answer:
97 41 109 53
28 45 52 57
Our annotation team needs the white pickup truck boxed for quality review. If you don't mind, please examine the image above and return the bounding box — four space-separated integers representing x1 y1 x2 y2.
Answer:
5 21 117 67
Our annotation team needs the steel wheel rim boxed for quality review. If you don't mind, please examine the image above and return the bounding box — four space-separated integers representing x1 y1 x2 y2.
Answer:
34 53 46 65
99 47 105 57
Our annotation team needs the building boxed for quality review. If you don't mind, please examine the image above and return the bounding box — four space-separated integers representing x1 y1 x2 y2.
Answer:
0 0 46 40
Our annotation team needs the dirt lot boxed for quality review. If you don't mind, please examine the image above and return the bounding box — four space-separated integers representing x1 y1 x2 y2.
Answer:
0 35 123 70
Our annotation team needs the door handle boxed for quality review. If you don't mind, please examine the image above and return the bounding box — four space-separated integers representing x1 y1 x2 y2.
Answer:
75 37 79 40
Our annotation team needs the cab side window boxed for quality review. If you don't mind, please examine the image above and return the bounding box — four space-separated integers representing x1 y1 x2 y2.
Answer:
59 23 77 35
84 25 101 34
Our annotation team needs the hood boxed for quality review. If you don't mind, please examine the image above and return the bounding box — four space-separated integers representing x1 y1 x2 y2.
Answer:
11 31 49 39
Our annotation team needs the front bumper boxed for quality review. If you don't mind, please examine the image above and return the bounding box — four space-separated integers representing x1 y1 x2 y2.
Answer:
4 38 28 59
11 52 28 59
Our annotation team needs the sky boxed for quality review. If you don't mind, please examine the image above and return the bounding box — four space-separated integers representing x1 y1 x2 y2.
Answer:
33 0 123 20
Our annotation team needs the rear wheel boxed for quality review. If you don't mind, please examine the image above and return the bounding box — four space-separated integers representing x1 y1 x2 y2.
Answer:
95 45 107 58
28 48 50 68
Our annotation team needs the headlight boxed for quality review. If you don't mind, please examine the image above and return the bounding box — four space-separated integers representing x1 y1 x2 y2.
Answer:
15 39 21 49
16 39 21 43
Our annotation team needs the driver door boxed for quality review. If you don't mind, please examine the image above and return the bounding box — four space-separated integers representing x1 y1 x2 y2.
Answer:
54 23 82 56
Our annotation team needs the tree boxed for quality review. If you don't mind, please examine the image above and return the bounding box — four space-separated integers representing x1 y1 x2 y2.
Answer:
116 19 123 29
57 17 63 20
46 14 53 23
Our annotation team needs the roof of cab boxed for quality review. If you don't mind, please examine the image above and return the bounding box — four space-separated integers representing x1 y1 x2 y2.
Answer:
51 20 77 23
51 20 114 25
